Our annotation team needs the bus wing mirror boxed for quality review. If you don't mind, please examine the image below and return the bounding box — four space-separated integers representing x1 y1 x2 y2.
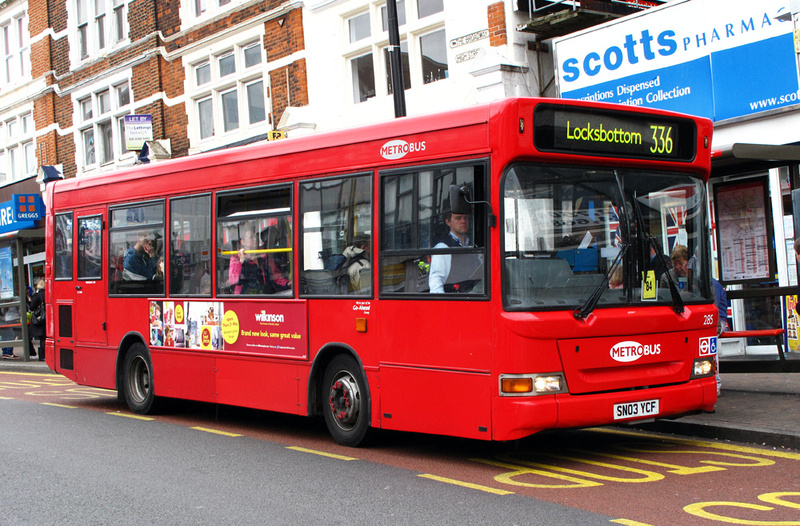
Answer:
449 184 496 227
449 184 472 215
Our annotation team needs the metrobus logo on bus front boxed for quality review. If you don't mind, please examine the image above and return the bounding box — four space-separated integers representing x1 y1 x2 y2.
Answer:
380 139 426 160
610 340 662 362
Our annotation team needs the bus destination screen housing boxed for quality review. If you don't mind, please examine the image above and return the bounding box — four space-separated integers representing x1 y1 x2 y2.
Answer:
533 104 697 162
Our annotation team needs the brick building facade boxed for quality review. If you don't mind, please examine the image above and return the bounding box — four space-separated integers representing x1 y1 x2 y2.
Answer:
26 0 308 179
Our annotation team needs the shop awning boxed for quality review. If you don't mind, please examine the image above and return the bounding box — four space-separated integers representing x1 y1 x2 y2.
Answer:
711 143 800 177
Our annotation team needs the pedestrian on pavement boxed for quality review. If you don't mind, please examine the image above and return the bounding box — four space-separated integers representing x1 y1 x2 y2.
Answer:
712 278 728 395
29 278 45 361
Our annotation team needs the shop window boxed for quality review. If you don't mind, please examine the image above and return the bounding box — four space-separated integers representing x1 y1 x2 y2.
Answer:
169 195 212 296
216 186 293 296
109 201 165 295
299 174 372 296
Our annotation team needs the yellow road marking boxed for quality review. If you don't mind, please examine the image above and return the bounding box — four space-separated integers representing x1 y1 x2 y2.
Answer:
0 396 12 399
286 446 358 461
108 412 155 421
596 427 800 460
41 403 77 408
0 371 61 377
418 474 515 495
612 520 654 526
191 426 242 437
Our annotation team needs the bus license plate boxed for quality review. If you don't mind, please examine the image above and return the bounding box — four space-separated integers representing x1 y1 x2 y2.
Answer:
613 399 659 420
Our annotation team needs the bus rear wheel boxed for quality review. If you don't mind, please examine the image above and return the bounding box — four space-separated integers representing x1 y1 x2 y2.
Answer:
321 355 371 447
122 343 157 414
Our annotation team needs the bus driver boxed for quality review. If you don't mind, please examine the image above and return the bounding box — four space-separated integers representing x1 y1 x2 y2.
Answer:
429 211 481 293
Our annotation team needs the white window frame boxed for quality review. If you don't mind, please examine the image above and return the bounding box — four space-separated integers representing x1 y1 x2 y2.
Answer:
342 2 447 105
180 0 248 31
0 9 30 90
185 31 269 149
0 107 36 184
70 0 130 65
74 78 135 173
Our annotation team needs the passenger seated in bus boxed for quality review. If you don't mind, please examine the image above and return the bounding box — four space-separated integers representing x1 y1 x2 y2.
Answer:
429 211 481 293
229 227 288 294
660 244 699 295
609 266 623 289
123 232 164 281
341 235 370 291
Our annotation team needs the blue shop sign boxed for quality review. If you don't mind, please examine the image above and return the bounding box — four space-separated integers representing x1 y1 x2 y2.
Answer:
0 198 38 235
11 194 44 222
553 0 797 123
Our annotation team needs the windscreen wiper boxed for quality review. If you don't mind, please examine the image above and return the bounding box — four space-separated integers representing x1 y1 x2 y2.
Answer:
631 191 684 314
574 243 628 320
574 170 631 320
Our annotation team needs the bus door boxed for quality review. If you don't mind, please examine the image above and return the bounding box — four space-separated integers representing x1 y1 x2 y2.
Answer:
74 210 107 346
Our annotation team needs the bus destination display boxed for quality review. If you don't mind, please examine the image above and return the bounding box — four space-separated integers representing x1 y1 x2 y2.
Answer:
534 104 696 161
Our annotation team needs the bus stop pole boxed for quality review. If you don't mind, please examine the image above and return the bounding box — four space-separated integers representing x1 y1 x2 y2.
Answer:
386 0 406 118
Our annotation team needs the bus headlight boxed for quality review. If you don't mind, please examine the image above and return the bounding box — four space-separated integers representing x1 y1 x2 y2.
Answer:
499 373 567 396
691 358 716 379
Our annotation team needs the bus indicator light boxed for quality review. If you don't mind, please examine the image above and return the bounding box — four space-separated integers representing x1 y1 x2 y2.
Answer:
501 377 533 394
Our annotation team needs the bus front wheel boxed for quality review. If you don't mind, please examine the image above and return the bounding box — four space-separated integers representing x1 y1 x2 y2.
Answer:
122 343 157 414
321 355 371 447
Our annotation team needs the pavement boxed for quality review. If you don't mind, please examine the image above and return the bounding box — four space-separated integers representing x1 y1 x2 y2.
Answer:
2 358 799 450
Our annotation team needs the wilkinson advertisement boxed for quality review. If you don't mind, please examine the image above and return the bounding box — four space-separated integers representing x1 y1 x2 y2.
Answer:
149 300 307 358
553 0 797 122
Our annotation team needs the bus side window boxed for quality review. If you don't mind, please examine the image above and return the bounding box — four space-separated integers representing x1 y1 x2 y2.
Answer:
108 202 165 296
299 174 372 297
55 213 73 280
216 185 294 297
380 163 486 296
169 195 212 296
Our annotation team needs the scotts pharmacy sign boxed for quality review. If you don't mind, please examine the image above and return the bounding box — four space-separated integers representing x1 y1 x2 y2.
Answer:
552 0 797 122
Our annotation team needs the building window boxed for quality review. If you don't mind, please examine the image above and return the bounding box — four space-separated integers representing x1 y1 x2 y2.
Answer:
188 37 269 144
383 41 410 94
348 12 371 43
72 0 129 63
417 0 443 18
381 0 406 30
0 110 36 182
343 3 447 104
351 53 375 103
76 80 134 172
183 0 247 28
1 11 30 89
198 98 214 139
246 80 266 125
221 88 239 132
420 29 448 84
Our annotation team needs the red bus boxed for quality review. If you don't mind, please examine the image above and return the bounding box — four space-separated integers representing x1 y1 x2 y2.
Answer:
44 98 717 446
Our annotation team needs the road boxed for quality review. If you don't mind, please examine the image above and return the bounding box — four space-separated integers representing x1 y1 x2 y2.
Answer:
2 369 799 525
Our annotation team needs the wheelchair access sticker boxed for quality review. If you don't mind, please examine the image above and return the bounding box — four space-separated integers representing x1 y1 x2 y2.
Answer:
699 336 717 356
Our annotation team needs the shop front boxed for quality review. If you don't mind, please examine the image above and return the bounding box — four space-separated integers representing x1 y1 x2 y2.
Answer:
550 0 800 371
0 177 45 361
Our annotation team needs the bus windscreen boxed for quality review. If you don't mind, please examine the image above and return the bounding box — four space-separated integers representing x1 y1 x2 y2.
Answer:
533 103 697 162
